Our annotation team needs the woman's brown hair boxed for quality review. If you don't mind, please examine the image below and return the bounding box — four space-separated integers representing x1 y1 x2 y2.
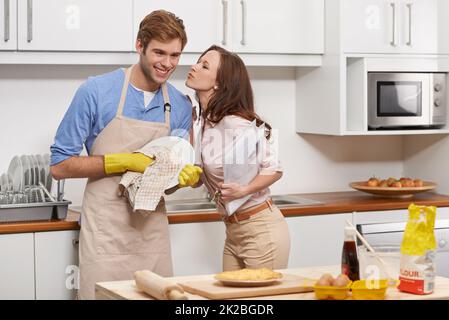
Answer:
137 10 187 52
200 45 272 139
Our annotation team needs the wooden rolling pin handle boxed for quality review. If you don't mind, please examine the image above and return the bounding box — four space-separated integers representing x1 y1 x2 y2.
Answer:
134 270 188 300
167 289 188 300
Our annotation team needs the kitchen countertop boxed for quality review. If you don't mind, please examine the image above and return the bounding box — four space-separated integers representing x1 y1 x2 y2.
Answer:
95 265 449 300
2 191 449 234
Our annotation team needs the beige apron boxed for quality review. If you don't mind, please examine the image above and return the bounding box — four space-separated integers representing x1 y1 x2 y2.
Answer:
79 65 173 300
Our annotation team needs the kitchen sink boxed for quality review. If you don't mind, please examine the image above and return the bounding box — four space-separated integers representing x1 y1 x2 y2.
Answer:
165 195 323 213
165 202 217 212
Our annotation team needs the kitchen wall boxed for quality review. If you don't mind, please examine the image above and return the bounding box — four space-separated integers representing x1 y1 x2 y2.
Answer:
404 135 449 195
0 64 405 205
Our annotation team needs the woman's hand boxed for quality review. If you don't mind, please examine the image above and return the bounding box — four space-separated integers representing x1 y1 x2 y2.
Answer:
218 183 249 202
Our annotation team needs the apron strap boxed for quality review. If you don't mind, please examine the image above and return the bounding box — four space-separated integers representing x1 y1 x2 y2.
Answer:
161 83 171 129
116 65 133 117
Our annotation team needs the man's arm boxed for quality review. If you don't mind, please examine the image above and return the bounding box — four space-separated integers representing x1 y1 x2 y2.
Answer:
50 156 105 180
51 153 157 180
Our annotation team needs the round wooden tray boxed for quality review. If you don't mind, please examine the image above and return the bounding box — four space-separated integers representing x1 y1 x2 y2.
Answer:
349 181 437 198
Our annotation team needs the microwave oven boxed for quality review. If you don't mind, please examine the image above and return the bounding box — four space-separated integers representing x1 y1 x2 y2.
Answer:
368 72 447 129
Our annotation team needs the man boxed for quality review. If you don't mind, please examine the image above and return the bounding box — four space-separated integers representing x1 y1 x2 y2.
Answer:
50 10 201 299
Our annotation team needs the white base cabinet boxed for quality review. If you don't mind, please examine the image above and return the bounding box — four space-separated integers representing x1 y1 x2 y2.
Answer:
34 231 79 300
0 233 35 300
287 213 353 268
0 230 79 300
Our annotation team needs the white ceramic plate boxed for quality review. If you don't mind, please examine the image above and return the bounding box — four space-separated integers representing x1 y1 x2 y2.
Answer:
20 155 30 186
0 173 9 192
27 155 35 185
213 276 282 287
8 156 23 191
43 154 52 191
36 154 47 187
30 155 39 186
143 136 195 189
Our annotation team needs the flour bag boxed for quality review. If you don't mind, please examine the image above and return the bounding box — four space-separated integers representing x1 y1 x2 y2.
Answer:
398 203 437 295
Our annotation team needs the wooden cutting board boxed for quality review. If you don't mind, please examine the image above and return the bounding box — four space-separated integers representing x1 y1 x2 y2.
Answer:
178 274 314 300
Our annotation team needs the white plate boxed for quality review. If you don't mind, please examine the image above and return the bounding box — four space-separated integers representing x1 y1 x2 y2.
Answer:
27 155 35 185
43 154 52 191
213 276 282 287
30 155 39 186
143 136 195 189
0 173 9 192
8 156 23 191
20 155 30 186
36 154 47 187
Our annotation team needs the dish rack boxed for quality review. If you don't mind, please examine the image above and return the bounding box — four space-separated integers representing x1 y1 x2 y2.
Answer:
0 180 71 223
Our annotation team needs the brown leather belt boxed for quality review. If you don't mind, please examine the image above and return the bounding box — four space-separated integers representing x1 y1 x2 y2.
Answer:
223 199 273 224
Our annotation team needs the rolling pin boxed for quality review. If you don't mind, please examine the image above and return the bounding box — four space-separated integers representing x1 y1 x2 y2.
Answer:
134 270 188 300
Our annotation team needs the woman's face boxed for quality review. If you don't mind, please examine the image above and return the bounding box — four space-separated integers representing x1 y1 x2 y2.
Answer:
186 50 221 92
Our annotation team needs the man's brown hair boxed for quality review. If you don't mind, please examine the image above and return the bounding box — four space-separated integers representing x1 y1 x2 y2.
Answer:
137 10 187 52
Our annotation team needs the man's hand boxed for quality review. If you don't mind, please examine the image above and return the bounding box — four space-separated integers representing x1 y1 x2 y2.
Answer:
178 164 203 188
104 153 154 174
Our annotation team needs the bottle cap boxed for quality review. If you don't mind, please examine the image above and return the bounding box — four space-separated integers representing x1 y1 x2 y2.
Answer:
344 226 357 236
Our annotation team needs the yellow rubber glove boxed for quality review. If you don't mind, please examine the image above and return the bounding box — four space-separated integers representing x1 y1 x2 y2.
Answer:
178 164 203 188
104 153 154 174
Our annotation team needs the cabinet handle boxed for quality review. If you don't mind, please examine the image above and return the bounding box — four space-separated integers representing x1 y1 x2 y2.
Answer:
221 0 228 45
72 239 79 246
406 3 412 46
3 0 9 42
390 2 396 46
27 0 32 42
240 0 246 46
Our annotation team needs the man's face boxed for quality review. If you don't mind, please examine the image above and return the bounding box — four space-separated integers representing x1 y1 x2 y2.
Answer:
136 38 182 86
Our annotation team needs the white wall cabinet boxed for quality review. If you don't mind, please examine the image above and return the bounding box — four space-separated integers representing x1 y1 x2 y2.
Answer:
133 0 323 54
229 0 324 54
0 233 35 300
34 230 79 300
17 0 133 52
342 0 438 54
133 0 223 53
0 0 17 50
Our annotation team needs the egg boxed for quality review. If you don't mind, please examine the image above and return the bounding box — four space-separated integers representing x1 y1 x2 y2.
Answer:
316 273 334 287
334 274 350 287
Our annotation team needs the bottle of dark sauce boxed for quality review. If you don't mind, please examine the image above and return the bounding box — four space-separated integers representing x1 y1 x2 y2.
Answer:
341 226 360 281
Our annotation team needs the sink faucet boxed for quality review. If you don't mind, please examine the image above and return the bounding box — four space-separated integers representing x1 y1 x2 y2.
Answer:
206 191 213 202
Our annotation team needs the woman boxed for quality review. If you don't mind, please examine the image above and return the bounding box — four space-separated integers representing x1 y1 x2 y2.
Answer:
186 45 290 271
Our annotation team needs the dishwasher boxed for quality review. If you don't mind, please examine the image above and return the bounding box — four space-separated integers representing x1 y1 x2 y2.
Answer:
357 219 449 278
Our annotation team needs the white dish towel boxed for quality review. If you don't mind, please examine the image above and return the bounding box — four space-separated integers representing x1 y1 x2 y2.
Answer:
119 145 182 213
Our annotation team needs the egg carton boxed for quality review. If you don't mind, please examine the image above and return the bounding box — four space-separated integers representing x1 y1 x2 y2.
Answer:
0 200 72 223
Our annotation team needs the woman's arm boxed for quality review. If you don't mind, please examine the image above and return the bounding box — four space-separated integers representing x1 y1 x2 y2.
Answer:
219 171 282 202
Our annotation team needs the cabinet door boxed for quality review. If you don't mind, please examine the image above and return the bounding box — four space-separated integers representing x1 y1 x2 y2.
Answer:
133 0 224 53
169 222 226 276
17 0 132 51
34 230 79 300
231 0 324 54
343 0 438 54
0 0 17 50
438 0 449 54
342 0 399 54
402 0 438 54
0 233 35 299
286 213 353 268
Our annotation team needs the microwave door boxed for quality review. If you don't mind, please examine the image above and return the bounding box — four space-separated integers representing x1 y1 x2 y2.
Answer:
368 73 430 128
